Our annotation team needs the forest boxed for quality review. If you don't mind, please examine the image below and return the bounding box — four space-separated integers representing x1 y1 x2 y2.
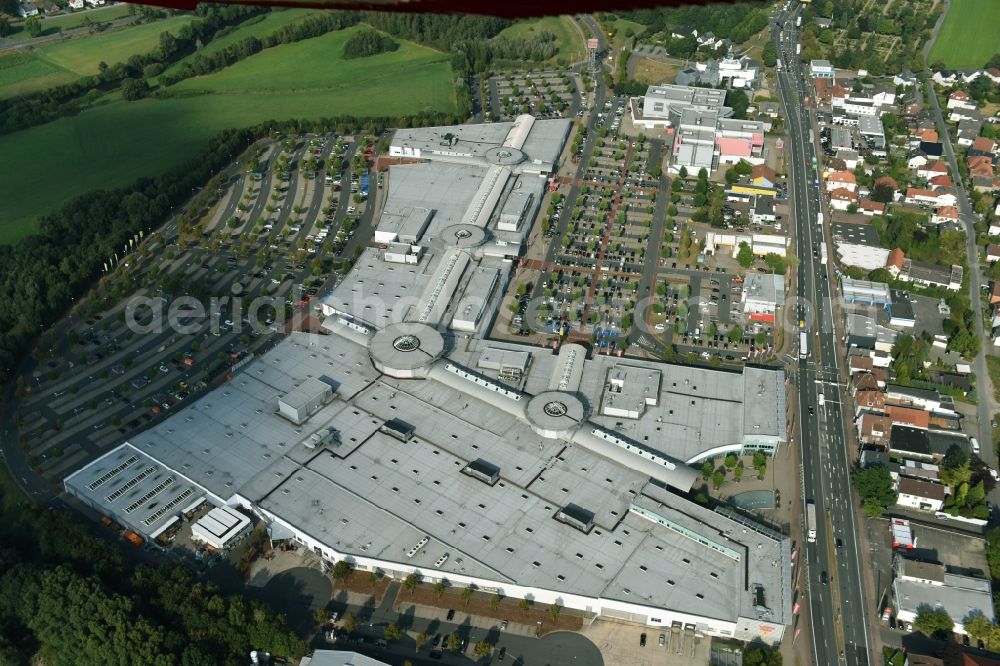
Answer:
342 28 399 59
612 1 770 45
0 482 306 664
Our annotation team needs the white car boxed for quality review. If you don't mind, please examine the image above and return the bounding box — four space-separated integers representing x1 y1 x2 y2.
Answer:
271 278 281 285
971 438 981 455
654 323 666 332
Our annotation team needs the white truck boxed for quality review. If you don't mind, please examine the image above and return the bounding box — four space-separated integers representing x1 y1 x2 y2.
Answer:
820 242 828 265
817 212 824 226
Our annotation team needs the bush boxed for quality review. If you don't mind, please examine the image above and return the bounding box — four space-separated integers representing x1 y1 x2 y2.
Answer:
343 29 399 59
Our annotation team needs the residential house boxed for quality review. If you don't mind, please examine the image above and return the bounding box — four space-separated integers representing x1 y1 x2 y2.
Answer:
908 154 929 171
68 0 84 7
670 26 697 40
859 199 886 216
931 206 959 225
986 68 1000 84
988 244 1000 263
916 160 948 181
814 17 832 29
895 477 945 511
849 355 874 375
810 60 836 79
751 163 777 188
990 282 1000 306
928 174 954 190
886 385 946 412
886 248 905 278
950 106 982 124
858 412 892 447
893 560 995 636
947 89 976 110
696 31 717 47
919 141 944 159
904 187 941 206
18 1 38 16
893 70 917 88
956 119 984 146
826 170 857 192
885 404 930 430
969 137 997 162
829 188 856 210
854 390 886 416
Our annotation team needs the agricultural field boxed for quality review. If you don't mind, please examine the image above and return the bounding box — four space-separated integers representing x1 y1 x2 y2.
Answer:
156 9 318 80
928 0 1000 69
33 14 194 77
497 16 585 64
0 50 78 99
0 26 455 242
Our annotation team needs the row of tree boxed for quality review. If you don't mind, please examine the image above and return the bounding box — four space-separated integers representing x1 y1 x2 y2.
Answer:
451 33 559 78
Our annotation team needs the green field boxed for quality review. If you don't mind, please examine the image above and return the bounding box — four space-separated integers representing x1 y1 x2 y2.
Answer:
928 0 1000 69
497 16 585 64
0 51 77 99
32 14 194 77
156 9 318 81
4 3 133 41
0 26 455 242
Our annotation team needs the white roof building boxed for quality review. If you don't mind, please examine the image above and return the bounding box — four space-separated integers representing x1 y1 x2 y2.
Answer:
63 116 792 646
191 506 252 550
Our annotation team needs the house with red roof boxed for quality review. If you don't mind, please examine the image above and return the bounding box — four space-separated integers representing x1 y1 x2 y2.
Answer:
829 188 856 211
987 244 1000 263
928 174 954 190
931 205 959 225
916 160 948 180
826 170 857 192
947 89 976 110
886 248 905 277
859 199 886 216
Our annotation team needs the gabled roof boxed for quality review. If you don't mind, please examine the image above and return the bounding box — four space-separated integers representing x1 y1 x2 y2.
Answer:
972 137 997 153
924 160 948 174
828 170 856 184
935 205 959 220
830 188 856 202
897 476 945 500
860 199 886 213
949 89 969 100
916 128 939 142
887 248 905 270
929 175 954 189
751 163 777 184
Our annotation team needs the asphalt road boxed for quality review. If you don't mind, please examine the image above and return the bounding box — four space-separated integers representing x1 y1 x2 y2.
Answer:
773 7 871 666
924 80 995 468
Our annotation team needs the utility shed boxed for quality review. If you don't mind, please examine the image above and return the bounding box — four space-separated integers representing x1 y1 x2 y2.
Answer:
278 377 335 425
191 506 252 550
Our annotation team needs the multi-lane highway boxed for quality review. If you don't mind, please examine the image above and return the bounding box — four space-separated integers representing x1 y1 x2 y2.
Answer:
772 7 872 666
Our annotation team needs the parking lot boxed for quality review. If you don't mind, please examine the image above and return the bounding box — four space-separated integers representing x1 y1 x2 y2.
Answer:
488 69 583 121
15 131 381 486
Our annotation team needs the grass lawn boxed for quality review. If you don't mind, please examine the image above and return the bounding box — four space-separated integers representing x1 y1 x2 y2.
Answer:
928 0 1000 69
0 50 77 99
32 15 194 77
156 9 317 81
497 16 585 64
603 16 647 50
987 355 1000 405
0 27 454 242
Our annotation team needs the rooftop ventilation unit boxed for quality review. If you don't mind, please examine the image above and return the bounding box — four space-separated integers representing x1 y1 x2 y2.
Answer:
555 503 595 534
435 553 450 567
302 427 340 450
381 418 415 443
461 458 501 486
406 535 430 558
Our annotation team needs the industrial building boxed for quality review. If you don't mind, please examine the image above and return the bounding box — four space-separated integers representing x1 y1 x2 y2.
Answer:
840 277 892 306
63 116 792 645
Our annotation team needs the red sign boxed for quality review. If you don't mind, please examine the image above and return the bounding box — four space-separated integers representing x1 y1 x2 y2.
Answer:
587 38 599 49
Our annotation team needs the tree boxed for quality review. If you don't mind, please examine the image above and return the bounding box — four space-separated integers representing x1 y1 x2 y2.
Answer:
433 580 446 599
518 598 531 614
701 460 714 479
342 613 358 634
762 41 777 67
461 584 475 605
0 17 10 38
384 623 401 642
965 615 1000 649
331 560 353 582
403 573 420 595
24 15 42 37
678 165 688 179
724 453 738 469
743 644 782 666
712 471 725 489
474 641 493 659
737 242 755 268
446 633 462 652
729 325 743 343
490 593 502 611
121 77 150 101
913 607 954 637
852 465 897 517
414 632 429 652
548 603 561 622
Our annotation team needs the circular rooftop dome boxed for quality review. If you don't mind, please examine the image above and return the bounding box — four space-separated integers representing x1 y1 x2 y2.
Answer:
440 224 487 249
484 146 525 166
525 390 586 439
369 322 445 378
